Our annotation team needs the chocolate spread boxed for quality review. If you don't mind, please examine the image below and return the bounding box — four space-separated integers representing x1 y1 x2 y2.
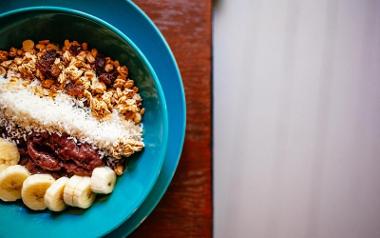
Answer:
19 133 104 178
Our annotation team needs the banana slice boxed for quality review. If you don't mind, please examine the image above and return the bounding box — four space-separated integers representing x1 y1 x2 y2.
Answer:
44 177 69 212
91 166 116 194
0 139 20 171
63 175 82 207
0 165 30 202
73 176 95 209
64 175 95 209
22 174 55 210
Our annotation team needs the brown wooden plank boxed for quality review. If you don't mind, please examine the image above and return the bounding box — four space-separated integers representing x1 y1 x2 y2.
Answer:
130 1 212 237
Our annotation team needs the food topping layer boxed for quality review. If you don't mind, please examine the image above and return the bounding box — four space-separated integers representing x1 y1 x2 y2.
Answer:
0 78 143 159
0 40 144 122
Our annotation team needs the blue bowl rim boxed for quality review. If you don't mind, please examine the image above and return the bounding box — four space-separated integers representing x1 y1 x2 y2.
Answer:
0 5 169 236
112 1 188 236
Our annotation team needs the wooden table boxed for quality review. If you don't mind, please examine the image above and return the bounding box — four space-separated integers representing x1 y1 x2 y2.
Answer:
130 1 212 238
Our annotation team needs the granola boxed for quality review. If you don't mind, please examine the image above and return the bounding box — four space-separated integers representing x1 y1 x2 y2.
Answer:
0 39 143 122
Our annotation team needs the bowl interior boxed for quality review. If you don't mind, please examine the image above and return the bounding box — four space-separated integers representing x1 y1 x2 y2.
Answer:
0 9 167 238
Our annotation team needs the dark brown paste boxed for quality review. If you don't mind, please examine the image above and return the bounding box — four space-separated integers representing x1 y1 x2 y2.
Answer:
19 133 104 178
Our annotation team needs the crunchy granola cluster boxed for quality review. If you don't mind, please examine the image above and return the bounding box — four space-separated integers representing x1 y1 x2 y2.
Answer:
0 40 144 122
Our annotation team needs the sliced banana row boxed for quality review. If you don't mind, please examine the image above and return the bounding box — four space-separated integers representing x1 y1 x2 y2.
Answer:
0 165 117 211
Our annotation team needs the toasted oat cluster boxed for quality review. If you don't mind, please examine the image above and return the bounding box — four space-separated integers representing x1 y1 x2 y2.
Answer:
0 40 144 122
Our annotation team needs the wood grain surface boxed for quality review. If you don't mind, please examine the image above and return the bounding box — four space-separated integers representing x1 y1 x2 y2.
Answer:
130 1 212 238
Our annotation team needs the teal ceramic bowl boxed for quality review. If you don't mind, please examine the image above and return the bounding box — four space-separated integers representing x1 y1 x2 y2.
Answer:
0 7 168 238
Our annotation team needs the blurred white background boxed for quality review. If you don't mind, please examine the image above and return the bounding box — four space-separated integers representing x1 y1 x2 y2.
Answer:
214 0 380 237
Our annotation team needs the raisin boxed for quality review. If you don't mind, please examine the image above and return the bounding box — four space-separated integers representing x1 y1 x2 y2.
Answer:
69 45 81 56
99 71 117 86
41 79 55 89
50 64 61 77
36 50 58 79
95 56 105 74
65 82 84 97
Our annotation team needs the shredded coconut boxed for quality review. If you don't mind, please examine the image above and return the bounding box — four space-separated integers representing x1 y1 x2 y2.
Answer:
0 77 143 158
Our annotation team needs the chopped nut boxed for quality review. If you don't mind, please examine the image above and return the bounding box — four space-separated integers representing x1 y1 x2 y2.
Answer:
18 61 36 79
118 95 127 102
22 40 34 52
65 82 84 97
24 52 36 61
91 81 106 94
125 99 136 106
116 87 123 97
91 97 111 117
125 79 134 88
76 51 87 61
113 78 126 88
130 104 139 112
134 113 142 123
64 64 83 81
8 63 18 71
50 64 61 77
104 64 113 72
42 79 55 89
86 53 95 63
84 70 96 80
117 66 128 76
117 73 127 80
133 93 142 101
114 163 124 176
36 69 44 80
101 91 114 107
77 76 91 90
14 57 23 65
62 51 72 62
84 89 92 100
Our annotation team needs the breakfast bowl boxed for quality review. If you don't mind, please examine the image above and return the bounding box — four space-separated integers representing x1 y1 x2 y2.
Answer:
0 7 168 238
